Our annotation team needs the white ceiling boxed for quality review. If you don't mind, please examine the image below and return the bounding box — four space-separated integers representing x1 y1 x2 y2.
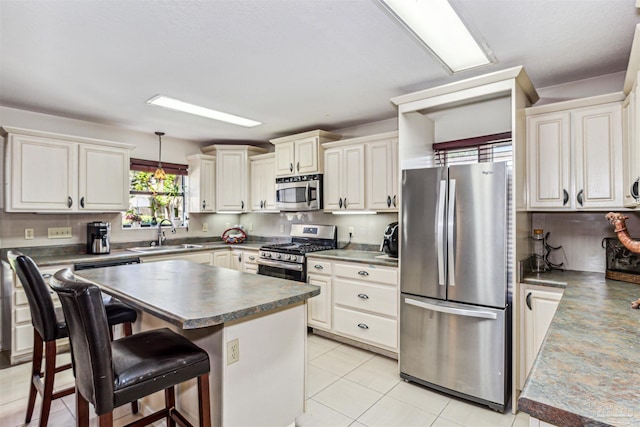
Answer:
1 0 638 145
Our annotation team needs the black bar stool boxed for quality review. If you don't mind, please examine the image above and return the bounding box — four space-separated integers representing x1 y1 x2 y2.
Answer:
51 268 212 427
7 251 138 427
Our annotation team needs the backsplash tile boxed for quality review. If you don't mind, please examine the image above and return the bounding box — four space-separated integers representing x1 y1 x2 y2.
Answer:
531 212 640 273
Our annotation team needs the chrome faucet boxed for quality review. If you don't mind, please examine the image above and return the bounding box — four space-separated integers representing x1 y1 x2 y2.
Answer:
157 218 176 246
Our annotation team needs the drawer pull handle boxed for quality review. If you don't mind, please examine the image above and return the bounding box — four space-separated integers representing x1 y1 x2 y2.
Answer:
357 323 369 330
314 265 324 270
248 256 255 261
42 273 52 279
357 293 369 300
358 270 369 276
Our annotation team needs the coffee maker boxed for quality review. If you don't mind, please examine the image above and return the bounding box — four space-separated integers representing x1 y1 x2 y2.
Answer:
87 222 111 254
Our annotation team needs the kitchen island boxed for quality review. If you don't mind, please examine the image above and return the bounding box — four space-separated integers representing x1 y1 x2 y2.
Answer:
518 271 640 426
74 260 320 427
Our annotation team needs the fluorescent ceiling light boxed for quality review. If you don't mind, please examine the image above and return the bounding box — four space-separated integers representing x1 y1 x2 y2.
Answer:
380 0 491 73
147 95 261 128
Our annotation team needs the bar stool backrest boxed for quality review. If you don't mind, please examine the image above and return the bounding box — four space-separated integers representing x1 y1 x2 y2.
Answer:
50 268 115 414
7 251 59 341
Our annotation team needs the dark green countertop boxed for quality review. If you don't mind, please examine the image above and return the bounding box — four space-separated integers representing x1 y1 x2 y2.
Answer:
74 260 319 329
518 270 640 426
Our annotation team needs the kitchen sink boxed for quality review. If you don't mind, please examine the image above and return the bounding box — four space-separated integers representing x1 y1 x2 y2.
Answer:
127 244 204 253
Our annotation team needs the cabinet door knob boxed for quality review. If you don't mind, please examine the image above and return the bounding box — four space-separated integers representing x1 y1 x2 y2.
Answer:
357 293 369 300
67 196 73 208
260 200 264 209
249 255 255 261
338 198 343 208
526 292 533 310
344 198 348 208
563 189 569 206
80 197 85 208
577 189 584 206
241 200 245 209
202 200 206 209
387 196 391 207
357 323 369 330
289 163 293 172
296 162 300 172
393 195 397 207
357 270 369 276
263 200 267 209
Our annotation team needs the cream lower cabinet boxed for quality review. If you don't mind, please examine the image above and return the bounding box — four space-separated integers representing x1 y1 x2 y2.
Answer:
1 127 133 213
526 96 623 210
623 73 640 208
7 262 72 365
307 258 398 353
212 250 231 269
518 285 563 389
143 251 213 264
242 249 259 274
307 259 333 330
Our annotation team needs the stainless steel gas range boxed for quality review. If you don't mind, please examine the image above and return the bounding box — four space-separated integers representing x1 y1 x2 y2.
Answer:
258 224 337 282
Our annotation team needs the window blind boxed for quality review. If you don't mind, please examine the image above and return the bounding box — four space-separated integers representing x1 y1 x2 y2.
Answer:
433 131 512 166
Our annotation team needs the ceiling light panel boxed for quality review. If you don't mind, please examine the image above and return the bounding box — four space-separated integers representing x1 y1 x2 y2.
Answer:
380 0 491 73
147 95 261 128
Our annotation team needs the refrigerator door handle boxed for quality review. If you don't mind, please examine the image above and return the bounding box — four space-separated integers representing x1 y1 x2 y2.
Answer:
447 179 456 287
436 180 447 286
404 297 498 320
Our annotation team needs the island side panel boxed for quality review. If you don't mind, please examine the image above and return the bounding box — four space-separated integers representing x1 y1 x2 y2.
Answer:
137 302 306 427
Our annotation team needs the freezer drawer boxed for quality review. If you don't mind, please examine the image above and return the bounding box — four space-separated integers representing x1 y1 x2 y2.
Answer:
400 294 509 408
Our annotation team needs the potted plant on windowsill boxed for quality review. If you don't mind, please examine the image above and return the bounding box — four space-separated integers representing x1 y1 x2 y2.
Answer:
124 211 142 227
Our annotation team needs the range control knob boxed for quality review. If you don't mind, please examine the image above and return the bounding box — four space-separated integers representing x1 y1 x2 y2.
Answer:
263 252 271 258
274 253 281 260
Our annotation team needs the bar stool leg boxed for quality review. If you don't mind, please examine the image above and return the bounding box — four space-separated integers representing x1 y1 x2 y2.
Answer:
25 331 43 423
38 340 58 427
197 374 212 427
75 387 90 427
165 386 177 427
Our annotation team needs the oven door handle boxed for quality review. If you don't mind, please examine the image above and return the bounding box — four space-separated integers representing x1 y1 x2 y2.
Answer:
257 258 304 271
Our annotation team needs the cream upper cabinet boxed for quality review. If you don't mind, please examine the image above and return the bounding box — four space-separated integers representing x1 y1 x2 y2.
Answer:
323 144 365 212
270 130 341 177
526 95 623 210
1 127 133 213
623 77 640 208
527 112 571 209
187 154 216 213
203 145 267 213
250 153 277 212
366 134 399 211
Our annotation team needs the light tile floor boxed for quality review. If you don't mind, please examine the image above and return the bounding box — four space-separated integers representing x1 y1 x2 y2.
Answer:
0 334 530 427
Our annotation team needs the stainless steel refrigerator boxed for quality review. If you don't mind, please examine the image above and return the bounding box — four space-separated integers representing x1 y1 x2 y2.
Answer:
399 161 511 412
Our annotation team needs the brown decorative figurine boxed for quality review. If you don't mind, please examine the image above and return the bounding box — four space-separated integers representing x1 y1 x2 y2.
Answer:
605 212 640 308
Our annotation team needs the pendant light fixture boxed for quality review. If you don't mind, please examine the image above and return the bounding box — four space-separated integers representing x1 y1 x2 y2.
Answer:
154 131 166 181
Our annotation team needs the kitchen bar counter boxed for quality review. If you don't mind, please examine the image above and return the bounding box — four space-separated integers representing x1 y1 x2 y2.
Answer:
307 249 398 267
518 270 640 426
75 260 319 328
74 260 317 427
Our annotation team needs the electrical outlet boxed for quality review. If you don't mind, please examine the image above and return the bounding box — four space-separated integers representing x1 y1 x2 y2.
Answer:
348 226 355 236
202 223 208 232
47 227 72 239
25 229 34 240
227 338 240 365
249 223 253 232
279 224 284 233
225 222 231 229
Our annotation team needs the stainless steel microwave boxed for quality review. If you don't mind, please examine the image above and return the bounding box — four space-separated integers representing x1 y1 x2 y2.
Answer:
275 174 322 211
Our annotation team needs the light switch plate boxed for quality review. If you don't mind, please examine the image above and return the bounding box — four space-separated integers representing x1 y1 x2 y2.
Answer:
25 229 34 240
202 223 208 232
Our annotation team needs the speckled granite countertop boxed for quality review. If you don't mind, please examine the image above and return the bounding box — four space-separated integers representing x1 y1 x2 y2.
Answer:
74 260 319 329
2 241 263 267
306 249 398 267
518 270 640 426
